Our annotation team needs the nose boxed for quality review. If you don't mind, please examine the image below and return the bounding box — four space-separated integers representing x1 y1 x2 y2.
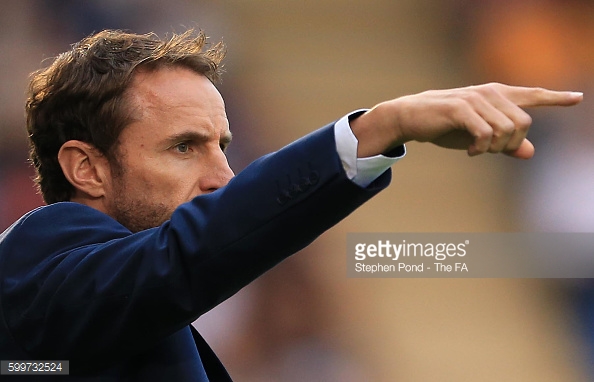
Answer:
199 151 235 193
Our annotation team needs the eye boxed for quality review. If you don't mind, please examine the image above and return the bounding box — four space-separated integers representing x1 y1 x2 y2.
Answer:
174 142 190 153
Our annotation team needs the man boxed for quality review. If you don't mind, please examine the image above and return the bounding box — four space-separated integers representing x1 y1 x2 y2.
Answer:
0 29 582 381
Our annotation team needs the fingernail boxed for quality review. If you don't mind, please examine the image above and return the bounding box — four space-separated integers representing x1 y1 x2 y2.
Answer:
571 92 583 97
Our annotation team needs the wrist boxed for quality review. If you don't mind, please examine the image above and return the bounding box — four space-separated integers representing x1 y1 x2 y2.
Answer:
350 101 405 157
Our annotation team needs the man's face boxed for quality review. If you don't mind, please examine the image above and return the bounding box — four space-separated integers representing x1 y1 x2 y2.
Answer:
105 66 234 232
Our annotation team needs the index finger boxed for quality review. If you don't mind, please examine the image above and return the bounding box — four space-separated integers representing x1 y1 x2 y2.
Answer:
498 85 583 107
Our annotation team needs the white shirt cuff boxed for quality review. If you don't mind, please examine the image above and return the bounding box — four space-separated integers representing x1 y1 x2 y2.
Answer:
334 109 406 188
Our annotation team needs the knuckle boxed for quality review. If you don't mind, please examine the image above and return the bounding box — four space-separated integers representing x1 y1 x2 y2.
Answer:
492 130 508 142
457 91 481 107
499 120 516 134
533 86 546 94
447 97 471 116
478 82 502 95
516 113 533 128
474 144 489 154
473 127 492 142
487 81 505 89
530 87 547 99
467 88 483 99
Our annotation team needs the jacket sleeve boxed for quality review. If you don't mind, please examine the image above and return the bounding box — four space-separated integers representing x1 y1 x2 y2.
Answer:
0 123 391 367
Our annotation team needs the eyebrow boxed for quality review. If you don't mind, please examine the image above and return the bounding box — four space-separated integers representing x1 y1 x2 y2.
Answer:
165 130 233 149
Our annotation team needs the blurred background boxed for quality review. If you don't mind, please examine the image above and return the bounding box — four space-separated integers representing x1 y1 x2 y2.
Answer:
1 0 593 380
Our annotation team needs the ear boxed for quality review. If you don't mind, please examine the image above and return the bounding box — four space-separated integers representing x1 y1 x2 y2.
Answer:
58 140 111 199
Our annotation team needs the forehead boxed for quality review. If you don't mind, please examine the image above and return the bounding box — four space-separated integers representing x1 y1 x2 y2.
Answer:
115 67 229 154
126 66 226 120
115 66 230 154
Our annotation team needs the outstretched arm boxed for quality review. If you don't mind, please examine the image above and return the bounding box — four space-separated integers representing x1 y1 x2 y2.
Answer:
350 83 583 159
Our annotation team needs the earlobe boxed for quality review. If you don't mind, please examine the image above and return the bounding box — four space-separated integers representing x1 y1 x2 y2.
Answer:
58 140 109 199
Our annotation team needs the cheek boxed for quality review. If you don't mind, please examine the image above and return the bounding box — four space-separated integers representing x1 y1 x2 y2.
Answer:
136 166 198 205
120 153 204 205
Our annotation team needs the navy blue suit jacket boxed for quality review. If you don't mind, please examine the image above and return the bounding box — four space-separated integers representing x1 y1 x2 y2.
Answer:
0 124 391 381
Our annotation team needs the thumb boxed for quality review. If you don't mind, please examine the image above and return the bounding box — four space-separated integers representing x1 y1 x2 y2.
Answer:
504 139 535 159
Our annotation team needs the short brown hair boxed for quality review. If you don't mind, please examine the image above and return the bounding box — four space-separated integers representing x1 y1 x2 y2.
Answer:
26 29 225 204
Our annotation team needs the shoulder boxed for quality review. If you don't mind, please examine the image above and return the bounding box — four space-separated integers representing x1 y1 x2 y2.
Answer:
0 202 130 262
17 201 115 224
4 202 126 235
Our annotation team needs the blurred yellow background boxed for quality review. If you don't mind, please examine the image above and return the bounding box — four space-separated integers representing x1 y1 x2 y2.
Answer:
1 1 592 380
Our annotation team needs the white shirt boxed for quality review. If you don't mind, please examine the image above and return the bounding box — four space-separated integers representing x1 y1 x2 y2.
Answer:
334 110 405 188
